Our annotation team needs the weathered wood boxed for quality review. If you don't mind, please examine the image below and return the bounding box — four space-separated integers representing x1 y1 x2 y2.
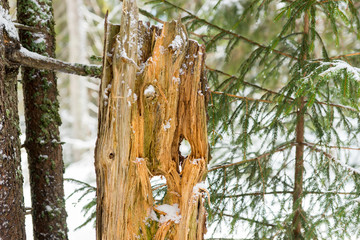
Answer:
95 0 208 239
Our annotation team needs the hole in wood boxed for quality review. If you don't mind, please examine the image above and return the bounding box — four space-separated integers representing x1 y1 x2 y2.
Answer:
179 138 191 158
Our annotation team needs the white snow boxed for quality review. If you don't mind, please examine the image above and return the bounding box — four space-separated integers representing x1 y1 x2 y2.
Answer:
119 48 138 68
33 33 46 44
333 157 360 175
172 77 180 84
169 35 184 52
127 89 133 98
163 119 171 130
190 158 202 165
133 157 145 164
19 47 46 61
149 209 159 222
159 45 166 54
155 204 181 224
45 205 52 211
0 6 19 40
144 85 156 97
193 181 208 195
319 60 360 82
104 84 111 100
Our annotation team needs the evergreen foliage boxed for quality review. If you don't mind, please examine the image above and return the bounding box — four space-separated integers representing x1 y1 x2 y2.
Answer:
142 0 360 239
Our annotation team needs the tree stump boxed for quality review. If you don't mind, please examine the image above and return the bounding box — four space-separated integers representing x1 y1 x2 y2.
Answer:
94 0 208 239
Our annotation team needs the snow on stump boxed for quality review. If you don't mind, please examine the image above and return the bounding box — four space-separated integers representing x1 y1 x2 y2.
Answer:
94 0 208 239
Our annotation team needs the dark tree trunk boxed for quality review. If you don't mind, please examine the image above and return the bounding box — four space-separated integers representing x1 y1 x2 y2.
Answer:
17 0 68 239
0 1 26 239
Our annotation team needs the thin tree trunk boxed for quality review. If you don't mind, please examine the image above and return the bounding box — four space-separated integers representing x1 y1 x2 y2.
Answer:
0 1 26 239
17 0 68 239
292 11 309 240
95 0 208 239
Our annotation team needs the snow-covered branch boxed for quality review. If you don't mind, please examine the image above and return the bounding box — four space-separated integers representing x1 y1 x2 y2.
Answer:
8 47 102 78
0 6 101 78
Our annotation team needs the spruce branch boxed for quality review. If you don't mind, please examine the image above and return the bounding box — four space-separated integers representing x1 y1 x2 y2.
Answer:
303 142 360 175
146 0 298 60
330 52 360 60
209 142 296 172
220 191 358 198
216 212 277 227
305 143 360 151
207 66 358 113
210 90 273 104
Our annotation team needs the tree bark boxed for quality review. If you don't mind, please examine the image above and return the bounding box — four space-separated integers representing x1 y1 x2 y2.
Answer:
95 0 208 239
17 0 68 239
0 1 26 239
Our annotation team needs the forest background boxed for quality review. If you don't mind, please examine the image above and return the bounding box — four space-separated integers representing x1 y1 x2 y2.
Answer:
3 0 360 239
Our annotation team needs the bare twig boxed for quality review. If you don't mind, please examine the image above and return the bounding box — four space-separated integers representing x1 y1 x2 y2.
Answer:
210 90 273 103
14 23 48 34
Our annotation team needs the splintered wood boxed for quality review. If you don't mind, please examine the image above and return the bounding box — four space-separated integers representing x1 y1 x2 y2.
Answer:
94 0 208 239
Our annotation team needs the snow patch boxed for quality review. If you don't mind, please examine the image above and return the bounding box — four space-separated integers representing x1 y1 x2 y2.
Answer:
155 204 181 224
169 35 184 52
190 158 202 165
163 119 171 130
334 157 360 175
149 209 159 222
133 157 145 164
172 77 180 84
193 182 208 195
159 45 166 54
39 155 48 159
144 85 156 97
19 47 45 61
45 205 52 212
319 60 360 81
0 6 19 40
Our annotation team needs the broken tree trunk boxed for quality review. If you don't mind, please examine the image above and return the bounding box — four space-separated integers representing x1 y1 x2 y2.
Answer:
94 0 208 239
